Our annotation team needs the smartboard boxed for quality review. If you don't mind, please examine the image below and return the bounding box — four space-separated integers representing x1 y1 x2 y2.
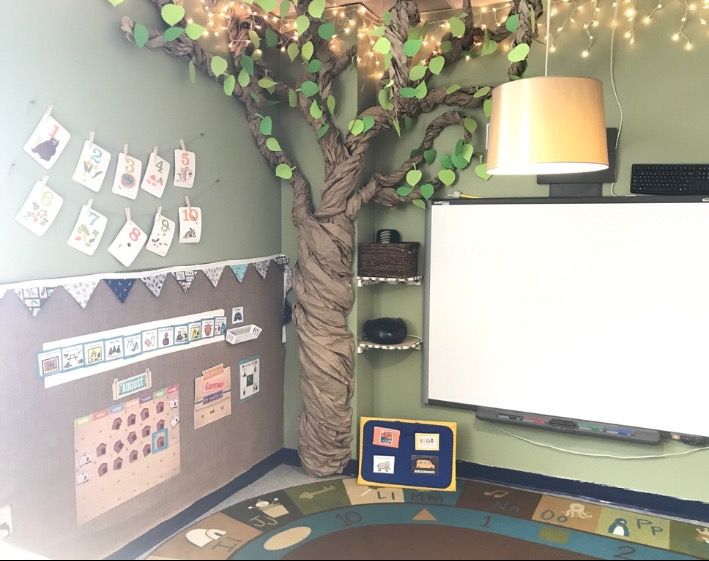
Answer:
424 197 709 438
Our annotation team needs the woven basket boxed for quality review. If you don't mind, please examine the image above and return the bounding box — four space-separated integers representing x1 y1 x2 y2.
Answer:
358 242 419 278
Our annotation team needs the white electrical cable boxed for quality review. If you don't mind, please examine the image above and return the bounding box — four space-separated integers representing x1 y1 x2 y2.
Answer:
609 0 624 196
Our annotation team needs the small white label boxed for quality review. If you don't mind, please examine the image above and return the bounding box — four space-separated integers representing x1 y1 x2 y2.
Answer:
415 433 440 451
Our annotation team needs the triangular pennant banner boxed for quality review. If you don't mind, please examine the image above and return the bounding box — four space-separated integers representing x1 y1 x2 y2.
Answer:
14 287 55 316
284 264 294 293
203 266 224 288
104 279 136 303
230 264 248 283
0 288 6 300
172 270 196 293
141 274 167 298
253 259 270 279
273 255 289 270
62 279 100 309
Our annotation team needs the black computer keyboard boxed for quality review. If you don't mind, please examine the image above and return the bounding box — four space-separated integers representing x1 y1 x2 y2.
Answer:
630 164 709 195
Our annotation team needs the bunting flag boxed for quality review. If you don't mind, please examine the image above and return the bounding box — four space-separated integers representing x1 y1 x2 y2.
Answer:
141 274 167 298
62 279 100 309
0 288 6 300
203 266 224 288
172 270 196 293
273 255 289 269
104 279 136 303
14 287 55 316
253 259 270 279
284 264 294 293
230 264 248 283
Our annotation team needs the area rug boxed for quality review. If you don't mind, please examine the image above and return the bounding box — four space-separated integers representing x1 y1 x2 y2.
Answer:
145 478 709 560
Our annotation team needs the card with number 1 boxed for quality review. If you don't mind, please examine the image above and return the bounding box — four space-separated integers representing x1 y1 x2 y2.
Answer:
67 203 108 256
23 111 71 170
112 152 142 200
108 219 147 267
15 179 64 236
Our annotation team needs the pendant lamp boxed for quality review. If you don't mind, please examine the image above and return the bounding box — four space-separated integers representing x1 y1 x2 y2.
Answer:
486 1 609 176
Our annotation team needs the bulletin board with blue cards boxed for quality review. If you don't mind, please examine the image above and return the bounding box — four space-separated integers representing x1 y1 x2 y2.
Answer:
358 417 457 492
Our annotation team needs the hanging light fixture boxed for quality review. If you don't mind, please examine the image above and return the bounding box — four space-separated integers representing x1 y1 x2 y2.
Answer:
486 0 609 175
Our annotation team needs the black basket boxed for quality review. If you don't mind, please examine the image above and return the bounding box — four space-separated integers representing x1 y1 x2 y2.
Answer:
357 242 419 278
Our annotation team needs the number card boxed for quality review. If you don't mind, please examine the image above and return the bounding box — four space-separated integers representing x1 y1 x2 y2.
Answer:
179 203 202 244
112 151 142 200
72 139 111 192
145 210 176 257
15 178 64 236
23 109 71 170
67 202 108 256
174 149 196 188
108 217 147 267
141 150 170 198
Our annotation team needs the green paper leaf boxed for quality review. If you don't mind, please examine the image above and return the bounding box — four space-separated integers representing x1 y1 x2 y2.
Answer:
406 169 422 186
378 89 393 110
440 154 453 169
438 168 457 186
412 199 426 209
483 99 492 118
424 149 437 165
248 29 261 48
318 22 335 40
211 55 228 76
238 69 250 87
279 0 291 17
266 137 282 151
397 185 414 197
302 40 314 61
475 162 491 180
260 116 273 135
441 40 452 53
275 163 292 179
350 119 364 135
308 0 326 18
223 74 235 96
185 22 206 40
327 94 336 114
258 77 276 89
307 59 321 73
473 86 491 99
256 0 276 12
108 0 125 6
266 27 278 48
506 14 520 33
449 16 465 38
133 23 149 48
296 15 310 35
508 43 530 62
373 37 391 54
463 117 478 134
188 60 196 83
316 123 330 139
461 143 474 162
240 54 254 75
372 25 386 37
455 139 465 155
310 100 323 119
452 153 469 170
481 33 497 56
163 26 184 42
400 87 417 99
415 81 428 100
392 117 401 137
409 64 426 82
404 116 414 130
161 4 185 26
287 42 299 61
288 88 297 108
383 10 392 25
420 183 434 199
429 56 445 75
403 39 422 57
446 83 461 94
300 80 318 97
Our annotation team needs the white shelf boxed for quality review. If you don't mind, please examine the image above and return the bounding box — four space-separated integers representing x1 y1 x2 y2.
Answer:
357 336 423 354
357 275 422 287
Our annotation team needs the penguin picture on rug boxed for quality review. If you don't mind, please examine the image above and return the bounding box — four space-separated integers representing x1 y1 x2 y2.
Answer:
608 517 630 537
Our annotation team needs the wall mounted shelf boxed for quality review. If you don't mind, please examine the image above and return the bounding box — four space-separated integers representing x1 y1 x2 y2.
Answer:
357 336 423 354
356 275 422 287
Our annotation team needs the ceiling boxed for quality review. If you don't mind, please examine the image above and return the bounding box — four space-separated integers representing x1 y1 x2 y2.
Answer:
327 0 507 16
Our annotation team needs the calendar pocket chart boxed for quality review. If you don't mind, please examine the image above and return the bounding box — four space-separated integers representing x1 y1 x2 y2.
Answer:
112 151 143 200
15 178 64 237
67 202 108 256
72 139 112 192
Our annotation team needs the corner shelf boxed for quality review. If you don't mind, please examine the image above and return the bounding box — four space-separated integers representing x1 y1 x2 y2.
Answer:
357 336 423 354
356 275 422 287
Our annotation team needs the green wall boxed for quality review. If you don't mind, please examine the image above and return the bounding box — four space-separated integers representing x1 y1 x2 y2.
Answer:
0 0 281 283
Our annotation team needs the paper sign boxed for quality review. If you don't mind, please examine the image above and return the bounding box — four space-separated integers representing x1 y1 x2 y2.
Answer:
112 152 143 200
194 364 232 429
67 203 108 256
108 219 147 267
145 212 175 257
415 433 440 451
174 149 196 188
179 205 202 243
23 111 71 169
112 369 152 400
141 151 171 198
239 355 260 400
15 179 63 236
72 140 112 192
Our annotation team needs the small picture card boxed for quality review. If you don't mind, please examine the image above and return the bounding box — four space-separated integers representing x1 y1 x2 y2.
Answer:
373 427 400 448
239 355 260 400
415 433 440 451
38 350 61 377
201 319 215 338
123 334 142 357
142 329 158 351
108 219 147 267
179 205 202 243
15 179 64 237
231 306 244 325
188 322 202 341
23 111 71 169
373 455 395 474
72 139 111 192
215 316 227 336
174 325 188 345
411 455 439 475
141 151 170 198
145 212 175 257
84 342 104 365
112 152 143 200
174 149 196 188
105 337 124 361
159 327 174 348
61 345 85 370
67 203 108 256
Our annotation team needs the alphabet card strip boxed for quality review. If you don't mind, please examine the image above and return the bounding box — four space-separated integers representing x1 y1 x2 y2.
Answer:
72 134 112 192
23 106 71 169
174 139 195 188
67 200 108 256
108 209 147 267
145 207 175 257
15 176 64 236
179 198 201 243
112 146 142 200
141 147 170 198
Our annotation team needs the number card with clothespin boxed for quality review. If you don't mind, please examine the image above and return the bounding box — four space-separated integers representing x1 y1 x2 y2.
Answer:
174 139 196 188
108 209 147 267
15 176 64 236
145 207 176 257
141 146 170 198
112 145 143 200
71 132 111 192
179 197 201 243
67 199 108 256
23 106 71 170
